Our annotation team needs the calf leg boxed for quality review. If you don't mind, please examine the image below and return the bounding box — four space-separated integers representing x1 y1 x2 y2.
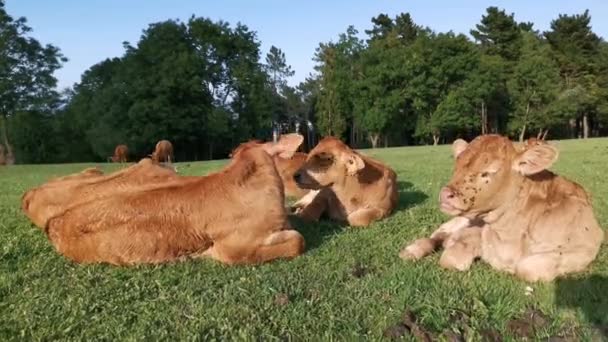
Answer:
439 226 482 271
294 190 328 222
347 208 384 227
291 189 320 212
200 230 305 265
399 216 472 260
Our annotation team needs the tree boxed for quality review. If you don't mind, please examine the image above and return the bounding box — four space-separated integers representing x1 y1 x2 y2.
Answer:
0 0 66 163
470 6 524 61
545 10 602 138
408 32 479 145
507 32 561 141
313 26 363 139
265 46 294 94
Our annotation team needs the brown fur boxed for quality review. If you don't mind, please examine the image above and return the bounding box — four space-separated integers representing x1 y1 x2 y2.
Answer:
42 134 305 265
109 144 128 163
151 140 174 163
273 152 309 199
400 134 604 282
292 137 398 227
21 159 179 229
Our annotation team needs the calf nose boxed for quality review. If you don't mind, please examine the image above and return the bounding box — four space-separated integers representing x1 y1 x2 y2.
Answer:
293 172 302 183
439 186 456 203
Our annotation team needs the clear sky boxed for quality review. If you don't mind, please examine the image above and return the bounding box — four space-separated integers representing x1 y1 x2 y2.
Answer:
6 0 608 90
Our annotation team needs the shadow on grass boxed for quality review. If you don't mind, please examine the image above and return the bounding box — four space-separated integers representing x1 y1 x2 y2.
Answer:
396 181 429 211
555 275 608 337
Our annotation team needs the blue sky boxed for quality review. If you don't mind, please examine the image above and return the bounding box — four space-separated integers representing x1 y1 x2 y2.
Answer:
6 0 608 90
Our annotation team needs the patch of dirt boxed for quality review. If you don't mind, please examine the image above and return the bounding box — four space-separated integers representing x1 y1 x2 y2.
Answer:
383 308 433 341
480 328 502 342
273 293 290 306
350 262 370 278
506 308 550 339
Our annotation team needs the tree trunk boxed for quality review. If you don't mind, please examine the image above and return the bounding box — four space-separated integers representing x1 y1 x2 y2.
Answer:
369 133 380 149
569 119 576 139
583 114 589 139
432 133 440 146
541 129 549 140
384 135 388 148
350 121 356 148
519 123 527 143
0 115 14 165
481 101 488 135
536 128 543 139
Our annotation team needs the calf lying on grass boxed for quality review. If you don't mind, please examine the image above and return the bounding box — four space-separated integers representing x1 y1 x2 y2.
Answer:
273 152 309 199
44 134 306 265
292 137 398 227
22 159 179 229
400 134 604 282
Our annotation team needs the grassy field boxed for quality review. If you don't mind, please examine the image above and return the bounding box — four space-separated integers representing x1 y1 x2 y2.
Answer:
1 139 607 341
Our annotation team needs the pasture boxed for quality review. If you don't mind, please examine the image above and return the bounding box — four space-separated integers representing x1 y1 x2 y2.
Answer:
0 139 607 340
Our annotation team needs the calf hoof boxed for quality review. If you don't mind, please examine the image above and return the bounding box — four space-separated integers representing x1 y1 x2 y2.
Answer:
399 238 434 260
439 248 473 271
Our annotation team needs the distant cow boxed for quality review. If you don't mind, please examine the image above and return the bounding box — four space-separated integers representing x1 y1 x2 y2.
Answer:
43 134 306 265
109 144 128 163
151 140 174 163
292 136 398 227
22 159 179 229
400 134 604 282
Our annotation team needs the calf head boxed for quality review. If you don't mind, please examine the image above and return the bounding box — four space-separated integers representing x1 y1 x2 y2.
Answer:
293 137 364 189
440 135 558 217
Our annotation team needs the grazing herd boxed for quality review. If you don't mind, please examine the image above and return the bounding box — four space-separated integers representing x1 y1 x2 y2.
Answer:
18 134 606 282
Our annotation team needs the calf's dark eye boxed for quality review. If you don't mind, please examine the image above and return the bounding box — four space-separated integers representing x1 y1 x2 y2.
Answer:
481 172 489 178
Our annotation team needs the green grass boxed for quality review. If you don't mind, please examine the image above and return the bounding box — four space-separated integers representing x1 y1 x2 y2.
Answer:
1 139 607 341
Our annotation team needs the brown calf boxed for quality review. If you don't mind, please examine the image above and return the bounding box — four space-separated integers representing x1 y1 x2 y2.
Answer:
43 134 306 265
22 159 178 229
109 144 128 163
400 134 604 282
151 140 174 163
273 152 309 199
292 137 398 227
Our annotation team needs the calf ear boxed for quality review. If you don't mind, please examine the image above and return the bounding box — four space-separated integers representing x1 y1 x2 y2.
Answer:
264 133 304 158
343 152 365 176
513 144 559 175
452 139 468 158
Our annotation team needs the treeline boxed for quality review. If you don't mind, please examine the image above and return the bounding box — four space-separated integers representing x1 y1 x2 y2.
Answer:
313 8 608 147
1 2 607 163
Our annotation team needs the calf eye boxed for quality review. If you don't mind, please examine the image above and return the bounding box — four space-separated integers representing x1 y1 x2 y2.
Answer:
348 159 354 165
481 172 490 178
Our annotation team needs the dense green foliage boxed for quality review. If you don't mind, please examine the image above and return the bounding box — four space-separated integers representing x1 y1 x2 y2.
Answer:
1 3 608 162
1 139 607 339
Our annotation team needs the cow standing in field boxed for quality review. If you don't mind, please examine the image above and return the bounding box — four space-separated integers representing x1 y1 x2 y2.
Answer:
151 140 174 164
400 134 604 282
291 137 398 227
43 134 306 265
109 144 128 163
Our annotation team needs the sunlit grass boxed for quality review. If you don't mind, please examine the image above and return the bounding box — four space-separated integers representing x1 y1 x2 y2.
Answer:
0 138 606 340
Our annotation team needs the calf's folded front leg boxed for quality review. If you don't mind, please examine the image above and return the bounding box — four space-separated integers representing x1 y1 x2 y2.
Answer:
399 216 472 261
